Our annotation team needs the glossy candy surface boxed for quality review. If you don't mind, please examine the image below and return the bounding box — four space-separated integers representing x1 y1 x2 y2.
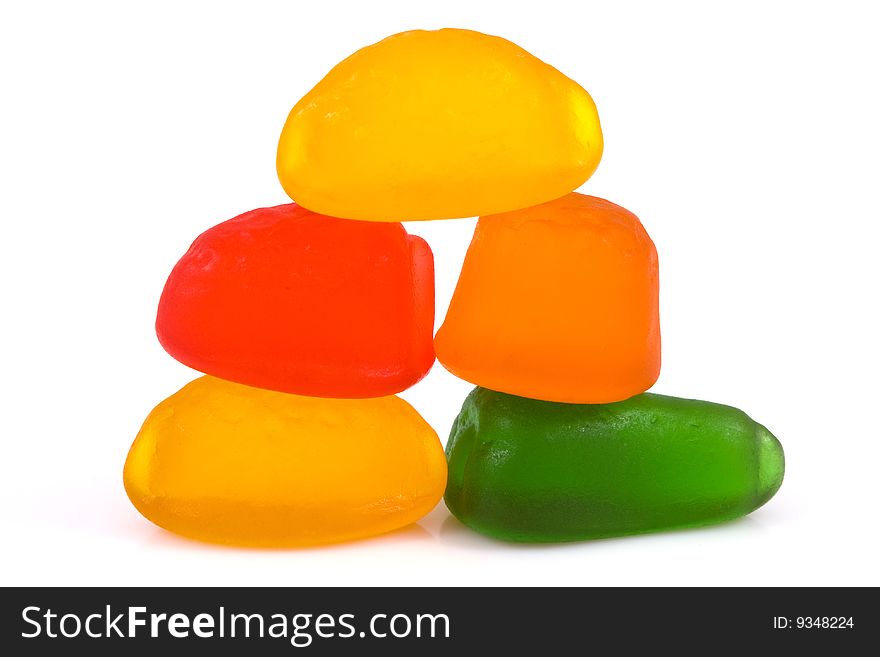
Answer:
277 28 603 221
435 193 659 404
156 204 434 398
445 388 784 543
124 376 447 546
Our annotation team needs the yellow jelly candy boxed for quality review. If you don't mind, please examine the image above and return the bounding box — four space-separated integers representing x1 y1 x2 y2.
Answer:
277 28 603 221
123 376 447 546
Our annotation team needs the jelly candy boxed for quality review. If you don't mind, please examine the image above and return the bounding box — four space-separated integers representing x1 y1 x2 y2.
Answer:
435 193 660 404
124 376 447 546
277 28 603 221
445 388 785 542
156 204 434 398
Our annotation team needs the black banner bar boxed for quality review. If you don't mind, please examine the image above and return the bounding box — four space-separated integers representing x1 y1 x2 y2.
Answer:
1 587 873 654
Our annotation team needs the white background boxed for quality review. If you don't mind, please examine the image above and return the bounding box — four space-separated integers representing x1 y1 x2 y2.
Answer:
2 0 878 586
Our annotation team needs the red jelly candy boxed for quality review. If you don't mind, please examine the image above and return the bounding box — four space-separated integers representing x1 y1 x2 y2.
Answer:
156 204 435 398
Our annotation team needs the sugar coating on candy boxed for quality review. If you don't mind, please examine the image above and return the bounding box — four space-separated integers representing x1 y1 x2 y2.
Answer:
435 192 660 404
156 203 434 398
444 388 785 543
277 28 603 221
124 376 447 546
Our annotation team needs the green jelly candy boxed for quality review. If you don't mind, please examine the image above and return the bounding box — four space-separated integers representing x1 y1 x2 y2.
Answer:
445 388 784 542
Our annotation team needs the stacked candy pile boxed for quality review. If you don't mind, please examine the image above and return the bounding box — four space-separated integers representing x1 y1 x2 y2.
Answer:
437 193 783 541
124 28 783 546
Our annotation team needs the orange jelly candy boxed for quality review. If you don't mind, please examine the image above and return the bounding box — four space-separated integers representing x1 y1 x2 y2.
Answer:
435 193 660 404
124 376 447 546
156 204 434 398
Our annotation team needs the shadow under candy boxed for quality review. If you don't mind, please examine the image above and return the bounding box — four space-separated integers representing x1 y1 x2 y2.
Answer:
137 518 437 553
437 512 769 551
